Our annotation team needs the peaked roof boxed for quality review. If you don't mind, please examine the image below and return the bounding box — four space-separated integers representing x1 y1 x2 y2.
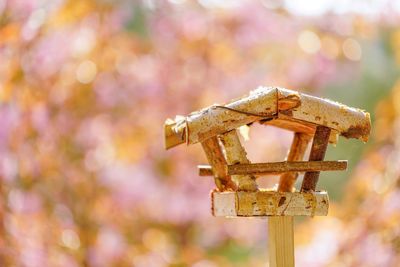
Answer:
164 87 371 149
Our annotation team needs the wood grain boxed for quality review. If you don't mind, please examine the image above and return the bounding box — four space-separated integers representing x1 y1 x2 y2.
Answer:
219 130 258 191
211 191 329 217
278 133 311 192
164 87 371 149
301 126 331 192
268 216 295 267
201 137 236 191
198 160 347 176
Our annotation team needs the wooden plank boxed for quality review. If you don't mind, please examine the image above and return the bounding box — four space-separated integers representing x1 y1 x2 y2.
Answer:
277 88 370 142
301 126 331 192
198 160 347 176
219 130 258 191
211 191 329 217
164 88 279 148
164 87 371 149
198 165 216 176
278 133 311 192
211 190 236 217
201 137 236 191
261 118 339 144
268 216 294 267
230 161 347 175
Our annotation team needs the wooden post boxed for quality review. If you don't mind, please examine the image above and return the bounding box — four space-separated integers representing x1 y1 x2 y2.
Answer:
268 133 309 267
301 126 331 192
268 216 294 267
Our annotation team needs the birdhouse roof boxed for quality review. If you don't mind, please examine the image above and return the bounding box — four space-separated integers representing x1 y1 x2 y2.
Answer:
164 87 371 149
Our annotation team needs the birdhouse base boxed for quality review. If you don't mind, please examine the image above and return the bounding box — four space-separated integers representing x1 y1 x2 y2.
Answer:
211 190 329 217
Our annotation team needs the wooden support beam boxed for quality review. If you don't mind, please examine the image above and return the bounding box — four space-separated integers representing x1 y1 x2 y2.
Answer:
211 191 329 217
165 87 371 149
198 160 347 176
301 126 331 192
201 137 237 191
278 133 311 192
270 133 309 267
230 161 346 175
219 130 258 191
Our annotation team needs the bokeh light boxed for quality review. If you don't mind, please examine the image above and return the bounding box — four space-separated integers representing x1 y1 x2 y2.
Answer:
76 60 97 84
0 0 400 266
342 38 362 61
298 30 321 54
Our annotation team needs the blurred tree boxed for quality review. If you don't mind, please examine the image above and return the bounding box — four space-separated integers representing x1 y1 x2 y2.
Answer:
0 0 399 266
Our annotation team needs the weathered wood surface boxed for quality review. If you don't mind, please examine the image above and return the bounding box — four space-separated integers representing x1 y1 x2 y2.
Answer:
198 160 347 176
301 126 331 192
262 118 339 144
268 216 294 267
220 130 258 191
201 137 236 191
164 117 187 149
277 88 370 142
164 87 371 149
278 133 311 192
211 191 329 217
165 87 279 149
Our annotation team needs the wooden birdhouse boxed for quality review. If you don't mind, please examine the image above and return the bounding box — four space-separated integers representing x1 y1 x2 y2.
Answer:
163 87 371 267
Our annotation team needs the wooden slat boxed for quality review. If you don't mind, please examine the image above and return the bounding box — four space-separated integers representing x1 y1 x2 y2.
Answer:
277 88 370 142
201 137 236 191
164 88 279 148
261 117 339 144
220 130 258 191
164 87 371 149
301 126 331 192
198 160 347 176
211 191 329 217
278 133 311 192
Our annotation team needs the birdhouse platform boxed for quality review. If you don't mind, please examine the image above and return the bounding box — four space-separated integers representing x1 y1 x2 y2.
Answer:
211 190 329 217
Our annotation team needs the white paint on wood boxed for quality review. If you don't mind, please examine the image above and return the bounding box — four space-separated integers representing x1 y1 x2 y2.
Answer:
211 191 236 217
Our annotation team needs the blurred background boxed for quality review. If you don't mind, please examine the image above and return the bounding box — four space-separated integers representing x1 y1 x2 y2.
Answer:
1 0 400 266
